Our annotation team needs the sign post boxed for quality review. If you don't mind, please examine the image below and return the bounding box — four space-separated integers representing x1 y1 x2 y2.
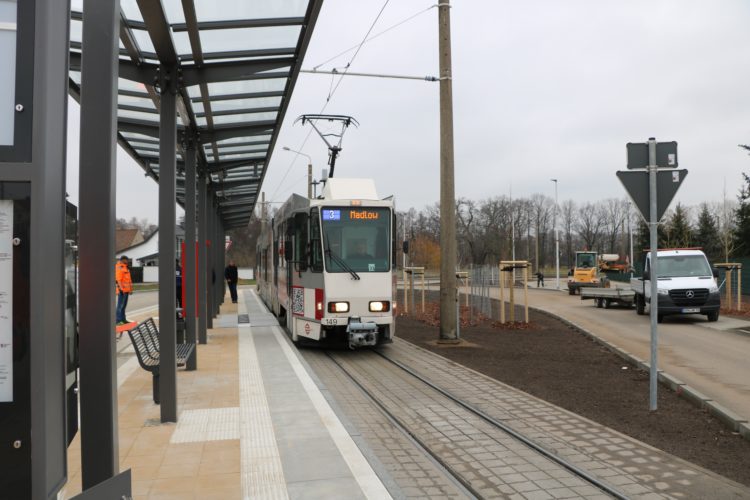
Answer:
618 138 686 411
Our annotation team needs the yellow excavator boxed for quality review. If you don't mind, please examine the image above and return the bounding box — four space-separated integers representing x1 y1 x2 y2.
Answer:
567 251 605 295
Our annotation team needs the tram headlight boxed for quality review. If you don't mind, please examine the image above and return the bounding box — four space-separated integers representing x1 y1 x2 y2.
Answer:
328 301 349 313
369 301 390 312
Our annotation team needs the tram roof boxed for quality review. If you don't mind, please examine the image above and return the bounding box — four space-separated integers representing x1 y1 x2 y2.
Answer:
67 0 323 229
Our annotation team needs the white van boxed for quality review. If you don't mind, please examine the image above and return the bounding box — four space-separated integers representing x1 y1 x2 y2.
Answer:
631 249 720 323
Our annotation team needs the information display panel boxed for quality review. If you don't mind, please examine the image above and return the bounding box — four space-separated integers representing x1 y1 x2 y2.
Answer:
0 182 31 498
0 0 33 161
0 0 17 146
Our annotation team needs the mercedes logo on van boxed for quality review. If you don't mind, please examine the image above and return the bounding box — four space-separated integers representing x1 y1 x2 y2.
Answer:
686 290 695 298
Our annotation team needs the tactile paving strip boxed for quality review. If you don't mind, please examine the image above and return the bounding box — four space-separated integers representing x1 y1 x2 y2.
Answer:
170 407 240 443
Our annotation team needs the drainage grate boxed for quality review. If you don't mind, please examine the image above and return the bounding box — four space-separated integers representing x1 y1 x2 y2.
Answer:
238 314 249 324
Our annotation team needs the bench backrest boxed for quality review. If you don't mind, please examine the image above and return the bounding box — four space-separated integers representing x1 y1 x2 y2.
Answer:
128 322 159 370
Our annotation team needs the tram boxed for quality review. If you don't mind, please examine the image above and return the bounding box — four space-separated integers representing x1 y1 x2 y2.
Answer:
257 178 397 348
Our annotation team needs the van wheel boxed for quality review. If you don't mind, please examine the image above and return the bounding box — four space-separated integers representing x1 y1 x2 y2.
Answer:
596 298 603 308
636 295 645 315
707 311 719 322
604 299 611 309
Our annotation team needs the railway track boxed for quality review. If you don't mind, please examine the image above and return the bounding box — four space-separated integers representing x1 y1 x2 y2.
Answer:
325 349 629 500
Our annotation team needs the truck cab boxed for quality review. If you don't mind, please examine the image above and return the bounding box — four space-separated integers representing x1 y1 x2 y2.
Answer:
631 249 720 322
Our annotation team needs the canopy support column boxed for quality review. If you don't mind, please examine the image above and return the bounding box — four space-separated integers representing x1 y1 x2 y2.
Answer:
158 69 178 423
197 171 208 343
78 0 121 490
183 136 197 369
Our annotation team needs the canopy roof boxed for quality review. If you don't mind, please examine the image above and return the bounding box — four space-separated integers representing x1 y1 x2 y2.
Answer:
68 0 322 229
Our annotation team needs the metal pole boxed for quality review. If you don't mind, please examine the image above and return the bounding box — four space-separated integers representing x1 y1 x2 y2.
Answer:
206 191 214 329
438 0 457 340
158 76 178 423
184 140 197 370
197 172 208 344
308 163 313 199
629 202 634 276
78 0 120 488
552 179 559 289
648 137 659 411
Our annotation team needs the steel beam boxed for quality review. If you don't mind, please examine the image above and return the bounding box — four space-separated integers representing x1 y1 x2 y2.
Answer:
158 76 178 423
198 122 276 143
197 171 208 343
184 139 197 370
78 0 121 490
172 16 305 31
180 63 292 87
206 159 264 173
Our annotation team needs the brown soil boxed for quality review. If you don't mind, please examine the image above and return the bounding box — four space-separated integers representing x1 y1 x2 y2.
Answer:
396 292 750 487
722 295 750 318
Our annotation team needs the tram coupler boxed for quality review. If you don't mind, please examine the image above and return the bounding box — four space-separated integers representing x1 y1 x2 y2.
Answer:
347 320 378 349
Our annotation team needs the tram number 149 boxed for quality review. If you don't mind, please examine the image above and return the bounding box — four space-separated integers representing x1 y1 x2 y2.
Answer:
323 318 342 326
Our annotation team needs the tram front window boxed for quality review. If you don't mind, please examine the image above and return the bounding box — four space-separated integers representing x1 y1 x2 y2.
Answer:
321 207 390 273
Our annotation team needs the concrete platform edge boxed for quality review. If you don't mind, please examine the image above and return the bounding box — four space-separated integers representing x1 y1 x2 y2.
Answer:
280 337 406 500
532 305 750 442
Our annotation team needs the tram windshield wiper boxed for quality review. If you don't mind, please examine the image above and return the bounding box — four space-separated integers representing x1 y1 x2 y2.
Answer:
325 247 360 280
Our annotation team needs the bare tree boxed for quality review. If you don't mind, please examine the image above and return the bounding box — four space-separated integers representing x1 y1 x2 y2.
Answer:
602 198 628 254
560 200 576 267
575 201 605 251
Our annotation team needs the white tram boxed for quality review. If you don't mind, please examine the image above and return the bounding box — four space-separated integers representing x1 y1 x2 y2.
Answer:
257 178 396 348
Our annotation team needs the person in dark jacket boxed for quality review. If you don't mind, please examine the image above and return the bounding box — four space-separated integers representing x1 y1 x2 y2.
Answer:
225 260 239 303
536 270 545 288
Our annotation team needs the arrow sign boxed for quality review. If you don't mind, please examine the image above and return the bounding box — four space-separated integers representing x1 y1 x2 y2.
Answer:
617 169 687 222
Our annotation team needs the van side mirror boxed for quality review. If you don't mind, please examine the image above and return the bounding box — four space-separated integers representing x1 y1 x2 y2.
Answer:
712 268 719 278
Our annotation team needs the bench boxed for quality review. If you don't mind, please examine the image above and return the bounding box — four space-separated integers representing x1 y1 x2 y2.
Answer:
127 318 196 404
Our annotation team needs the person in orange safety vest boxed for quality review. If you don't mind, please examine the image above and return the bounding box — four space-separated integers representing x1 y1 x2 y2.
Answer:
115 255 133 325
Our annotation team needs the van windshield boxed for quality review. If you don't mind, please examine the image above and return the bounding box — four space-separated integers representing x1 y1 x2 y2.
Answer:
321 207 390 273
656 255 712 278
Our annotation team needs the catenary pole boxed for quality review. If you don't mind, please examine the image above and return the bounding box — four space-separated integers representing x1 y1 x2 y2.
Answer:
648 137 659 411
438 0 457 340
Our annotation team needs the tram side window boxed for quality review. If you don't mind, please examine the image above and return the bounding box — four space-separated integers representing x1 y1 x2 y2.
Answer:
392 212 397 269
310 208 323 272
293 212 308 271
273 227 279 286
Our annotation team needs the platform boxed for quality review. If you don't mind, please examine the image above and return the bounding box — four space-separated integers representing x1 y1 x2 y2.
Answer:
61 289 393 499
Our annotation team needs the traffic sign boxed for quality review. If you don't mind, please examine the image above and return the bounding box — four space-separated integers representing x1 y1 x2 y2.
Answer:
617 169 687 222
626 141 678 169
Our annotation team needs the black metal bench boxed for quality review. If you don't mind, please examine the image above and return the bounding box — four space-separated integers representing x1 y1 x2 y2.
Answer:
127 318 196 404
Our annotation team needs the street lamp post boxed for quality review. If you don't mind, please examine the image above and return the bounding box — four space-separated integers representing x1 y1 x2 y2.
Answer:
551 179 559 290
282 146 313 198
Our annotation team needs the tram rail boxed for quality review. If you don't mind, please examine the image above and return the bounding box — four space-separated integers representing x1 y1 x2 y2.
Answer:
325 349 629 500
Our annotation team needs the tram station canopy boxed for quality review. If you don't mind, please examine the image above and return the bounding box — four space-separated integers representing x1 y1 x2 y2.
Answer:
68 0 322 228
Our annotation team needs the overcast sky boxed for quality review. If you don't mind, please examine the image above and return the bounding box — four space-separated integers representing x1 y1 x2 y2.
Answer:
66 0 750 223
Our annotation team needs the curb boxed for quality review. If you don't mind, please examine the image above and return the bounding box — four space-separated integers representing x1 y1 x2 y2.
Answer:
530 305 750 442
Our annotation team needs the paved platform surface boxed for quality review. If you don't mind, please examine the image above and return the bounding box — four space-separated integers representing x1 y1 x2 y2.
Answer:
61 289 392 499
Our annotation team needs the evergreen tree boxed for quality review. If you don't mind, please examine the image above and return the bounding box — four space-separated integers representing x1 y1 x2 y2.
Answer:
694 203 721 263
734 171 750 257
663 203 692 248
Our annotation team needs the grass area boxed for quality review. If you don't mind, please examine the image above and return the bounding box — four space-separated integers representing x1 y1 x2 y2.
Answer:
238 279 256 285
